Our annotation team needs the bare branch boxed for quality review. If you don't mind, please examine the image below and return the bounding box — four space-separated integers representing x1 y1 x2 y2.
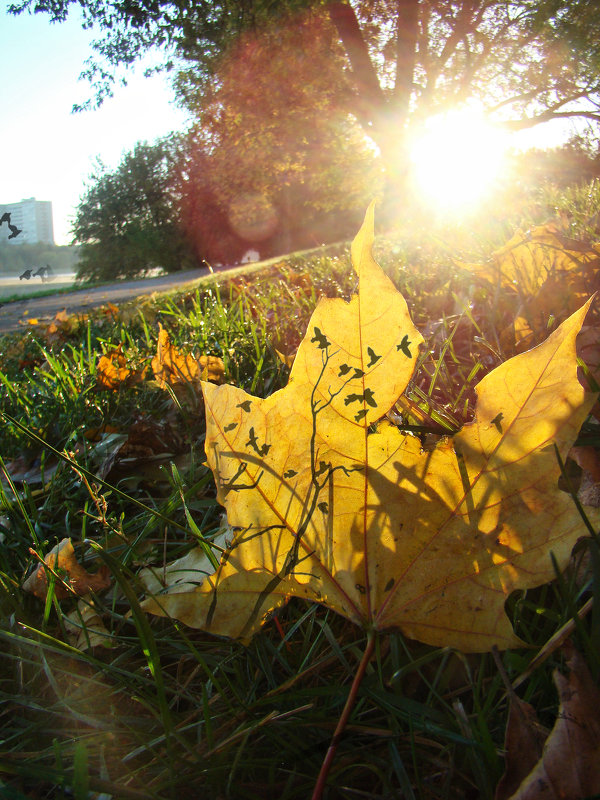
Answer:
502 108 600 131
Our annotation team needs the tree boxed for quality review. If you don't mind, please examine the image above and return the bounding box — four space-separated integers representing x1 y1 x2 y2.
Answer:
510 133 600 191
72 139 198 281
10 0 600 170
0 242 80 277
174 11 383 258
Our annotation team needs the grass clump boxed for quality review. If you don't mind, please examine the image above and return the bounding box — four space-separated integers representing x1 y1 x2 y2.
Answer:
1 193 599 799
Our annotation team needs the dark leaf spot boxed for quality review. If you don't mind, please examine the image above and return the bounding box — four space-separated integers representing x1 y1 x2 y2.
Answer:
364 388 377 408
311 326 331 349
344 393 362 406
367 346 381 367
491 412 504 433
397 334 412 358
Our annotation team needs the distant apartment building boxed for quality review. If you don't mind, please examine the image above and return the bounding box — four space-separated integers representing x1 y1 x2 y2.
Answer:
0 198 55 245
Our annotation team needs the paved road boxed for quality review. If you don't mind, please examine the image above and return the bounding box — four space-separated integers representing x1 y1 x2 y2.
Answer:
0 266 244 335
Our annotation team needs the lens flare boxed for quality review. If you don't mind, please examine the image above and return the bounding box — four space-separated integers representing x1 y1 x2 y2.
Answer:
407 108 509 213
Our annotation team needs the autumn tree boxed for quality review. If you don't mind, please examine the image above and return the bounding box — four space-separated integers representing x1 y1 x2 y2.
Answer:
10 0 600 177
175 12 382 258
73 139 198 281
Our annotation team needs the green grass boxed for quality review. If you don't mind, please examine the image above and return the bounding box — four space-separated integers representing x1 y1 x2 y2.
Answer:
1 190 599 799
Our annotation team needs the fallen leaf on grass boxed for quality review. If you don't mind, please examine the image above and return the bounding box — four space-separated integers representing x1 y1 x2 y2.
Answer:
1 452 60 487
116 296 159 327
498 642 600 800
462 225 600 353
143 205 599 652
101 302 120 318
96 344 147 390
495 697 548 800
79 415 190 491
139 528 232 595
64 598 113 650
467 226 600 295
85 431 131 479
44 308 78 344
569 444 600 507
23 538 111 600
84 424 121 441
151 324 225 389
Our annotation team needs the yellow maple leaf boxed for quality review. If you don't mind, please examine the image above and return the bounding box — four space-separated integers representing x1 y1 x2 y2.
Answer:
151 324 225 388
464 225 600 295
459 225 600 356
143 205 599 653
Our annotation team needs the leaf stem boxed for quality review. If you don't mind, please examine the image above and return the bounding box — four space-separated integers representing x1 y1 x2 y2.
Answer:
311 629 376 800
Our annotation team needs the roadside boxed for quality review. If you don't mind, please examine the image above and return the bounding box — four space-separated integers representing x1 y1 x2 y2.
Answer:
0 261 273 335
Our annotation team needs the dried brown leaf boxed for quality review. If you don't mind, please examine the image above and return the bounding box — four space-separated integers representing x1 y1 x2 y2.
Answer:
151 324 225 389
495 697 548 800
507 643 600 800
23 538 111 600
96 344 147 391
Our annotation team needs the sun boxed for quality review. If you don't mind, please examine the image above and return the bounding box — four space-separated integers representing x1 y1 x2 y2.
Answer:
407 107 510 213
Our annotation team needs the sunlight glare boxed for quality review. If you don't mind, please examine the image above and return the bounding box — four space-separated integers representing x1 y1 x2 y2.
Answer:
408 108 509 213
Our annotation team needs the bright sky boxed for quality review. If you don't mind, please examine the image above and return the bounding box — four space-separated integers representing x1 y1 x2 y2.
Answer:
0 5 190 245
406 106 578 215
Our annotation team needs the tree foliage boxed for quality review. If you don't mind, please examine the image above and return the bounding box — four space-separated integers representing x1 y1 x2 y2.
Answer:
174 11 382 261
0 243 80 277
72 139 198 281
20 0 600 267
10 0 600 161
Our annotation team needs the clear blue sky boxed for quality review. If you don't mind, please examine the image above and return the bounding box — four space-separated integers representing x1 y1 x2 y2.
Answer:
0 5 190 244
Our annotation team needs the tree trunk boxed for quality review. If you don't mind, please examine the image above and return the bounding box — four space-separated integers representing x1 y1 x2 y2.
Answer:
328 0 420 222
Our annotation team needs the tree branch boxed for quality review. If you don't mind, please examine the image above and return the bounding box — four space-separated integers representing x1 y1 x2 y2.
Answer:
489 87 598 117
435 0 479 73
502 108 600 131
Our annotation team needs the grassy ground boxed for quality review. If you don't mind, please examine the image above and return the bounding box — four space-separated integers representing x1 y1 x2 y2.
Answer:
0 188 599 799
